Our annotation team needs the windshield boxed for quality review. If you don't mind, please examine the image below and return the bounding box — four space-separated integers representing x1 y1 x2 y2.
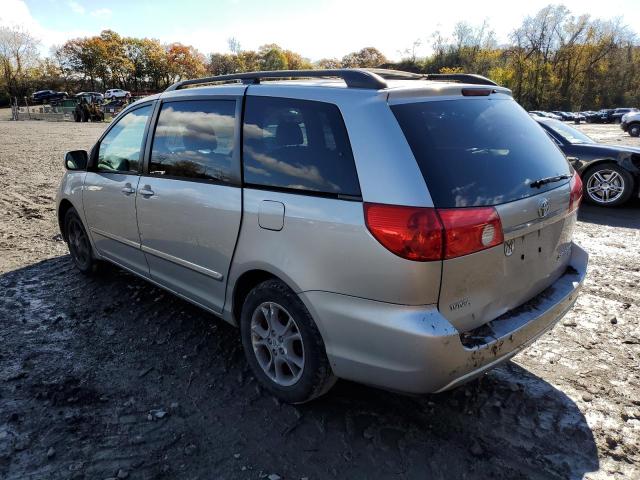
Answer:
544 119 595 144
392 97 571 208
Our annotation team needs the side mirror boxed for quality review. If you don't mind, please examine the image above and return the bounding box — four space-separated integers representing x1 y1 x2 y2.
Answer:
65 150 88 171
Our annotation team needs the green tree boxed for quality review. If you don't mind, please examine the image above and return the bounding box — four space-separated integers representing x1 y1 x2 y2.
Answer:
259 44 288 70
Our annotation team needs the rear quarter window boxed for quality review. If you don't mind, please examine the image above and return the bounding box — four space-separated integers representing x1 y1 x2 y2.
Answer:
392 98 571 208
242 96 361 197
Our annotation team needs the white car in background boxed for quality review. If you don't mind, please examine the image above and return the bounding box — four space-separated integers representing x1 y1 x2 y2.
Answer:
105 88 131 100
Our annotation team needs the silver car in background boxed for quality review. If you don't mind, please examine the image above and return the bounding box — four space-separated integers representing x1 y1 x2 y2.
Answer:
57 69 588 403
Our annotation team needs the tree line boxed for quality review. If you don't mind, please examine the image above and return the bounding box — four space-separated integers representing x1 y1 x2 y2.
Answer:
1 4 638 110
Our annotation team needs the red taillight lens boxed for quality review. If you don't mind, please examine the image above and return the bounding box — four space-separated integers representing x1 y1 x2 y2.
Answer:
364 203 504 261
569 171 583 213
438 207 504 259
363 204 443 261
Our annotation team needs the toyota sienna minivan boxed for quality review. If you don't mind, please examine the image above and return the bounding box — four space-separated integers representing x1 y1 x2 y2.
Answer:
57 69 588 403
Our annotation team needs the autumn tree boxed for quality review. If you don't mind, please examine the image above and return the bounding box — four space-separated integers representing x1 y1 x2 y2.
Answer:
315 58 341 69
165 43 206 83
341 47 387 68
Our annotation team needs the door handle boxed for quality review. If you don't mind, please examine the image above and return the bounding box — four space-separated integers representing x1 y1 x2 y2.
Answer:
139 185 155 197
121 184 135 195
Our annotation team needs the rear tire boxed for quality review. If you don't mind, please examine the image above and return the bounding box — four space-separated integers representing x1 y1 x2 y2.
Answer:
240 279 336 403
583 164 634 207
629 124 640 137
64 207 99 274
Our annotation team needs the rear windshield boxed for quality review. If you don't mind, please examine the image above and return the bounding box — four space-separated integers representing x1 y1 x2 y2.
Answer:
392 98 571 208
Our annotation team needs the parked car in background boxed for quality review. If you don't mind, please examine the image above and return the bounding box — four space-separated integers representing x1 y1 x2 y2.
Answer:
105 88 131 99
611 108 638 124
572 112 586 123
536 117 640 206
31 90 68 104
551 111 576 121
56 69 588 403
621 111 640 137
530 111 562 120
592 109 615 123
75 92 104 103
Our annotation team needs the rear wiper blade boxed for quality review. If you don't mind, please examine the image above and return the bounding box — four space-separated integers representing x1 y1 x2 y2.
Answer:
529 174 572 189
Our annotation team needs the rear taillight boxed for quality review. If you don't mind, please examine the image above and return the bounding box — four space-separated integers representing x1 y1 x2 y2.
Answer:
363 204 443 261
568 171 583 213
364 203 504 261
438 207 504 259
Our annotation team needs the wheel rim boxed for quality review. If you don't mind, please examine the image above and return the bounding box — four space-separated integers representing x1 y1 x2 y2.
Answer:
586 169 625 204
250 302 305 387
631 126 640 136
67 217 91 268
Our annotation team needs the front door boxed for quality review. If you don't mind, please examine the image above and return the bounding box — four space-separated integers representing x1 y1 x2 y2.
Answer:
136 94 243 312
83 103 154 275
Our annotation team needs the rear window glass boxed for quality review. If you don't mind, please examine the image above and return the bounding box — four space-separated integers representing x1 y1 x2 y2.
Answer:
243 96 360 197
392 98 571 208
150 100 236 183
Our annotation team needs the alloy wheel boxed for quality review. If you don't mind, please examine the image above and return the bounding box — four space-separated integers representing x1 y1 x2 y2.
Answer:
250 302 305 387
586 169 625 204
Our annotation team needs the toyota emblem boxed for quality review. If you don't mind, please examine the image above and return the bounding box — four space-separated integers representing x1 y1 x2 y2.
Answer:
538 198 550 218
504 239 515 257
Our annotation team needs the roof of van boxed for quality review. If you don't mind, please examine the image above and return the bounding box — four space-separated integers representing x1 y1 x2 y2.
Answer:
127 72 513 109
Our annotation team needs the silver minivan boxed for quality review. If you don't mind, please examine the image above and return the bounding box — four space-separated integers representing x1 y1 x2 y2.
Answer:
57 69 588 403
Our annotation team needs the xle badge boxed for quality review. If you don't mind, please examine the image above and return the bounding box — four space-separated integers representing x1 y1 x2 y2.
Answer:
504 239 515 257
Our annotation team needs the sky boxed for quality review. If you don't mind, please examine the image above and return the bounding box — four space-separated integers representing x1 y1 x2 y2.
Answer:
1 0 638 61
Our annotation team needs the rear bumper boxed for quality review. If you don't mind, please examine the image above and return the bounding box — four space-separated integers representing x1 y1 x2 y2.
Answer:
301 243 588 394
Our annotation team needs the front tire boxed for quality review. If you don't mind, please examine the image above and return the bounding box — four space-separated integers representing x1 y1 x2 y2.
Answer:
629 124 640 137
64 207 99 274
240 279 336 403
583 164 634 207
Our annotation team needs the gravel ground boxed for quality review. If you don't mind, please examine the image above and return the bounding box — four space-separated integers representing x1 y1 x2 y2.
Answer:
0 119 639 480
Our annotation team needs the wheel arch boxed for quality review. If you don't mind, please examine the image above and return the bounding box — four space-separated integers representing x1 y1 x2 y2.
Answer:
230 269 279 326
578 158 620 176
57 198 76 241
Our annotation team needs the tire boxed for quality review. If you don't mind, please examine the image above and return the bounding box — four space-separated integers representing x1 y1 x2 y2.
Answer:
64 207 99 274
583 163 634 207
629 124 640 137
240 279 336 403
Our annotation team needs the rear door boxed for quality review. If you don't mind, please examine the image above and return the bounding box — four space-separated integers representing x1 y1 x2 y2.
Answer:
392 93 576 332
83 102 154 275
136 91 243 313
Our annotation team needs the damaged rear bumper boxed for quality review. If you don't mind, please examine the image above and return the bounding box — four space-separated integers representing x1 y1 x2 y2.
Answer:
300 243 588 394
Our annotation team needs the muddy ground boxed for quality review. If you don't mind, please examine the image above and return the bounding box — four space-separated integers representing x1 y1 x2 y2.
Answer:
0 119 639 480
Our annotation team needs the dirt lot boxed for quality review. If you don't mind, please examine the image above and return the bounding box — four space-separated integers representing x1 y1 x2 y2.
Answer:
0 119 639 480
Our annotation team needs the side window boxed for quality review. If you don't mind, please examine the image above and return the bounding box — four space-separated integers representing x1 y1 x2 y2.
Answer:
243 96 361 196
149 100 236 183
98 105 152 173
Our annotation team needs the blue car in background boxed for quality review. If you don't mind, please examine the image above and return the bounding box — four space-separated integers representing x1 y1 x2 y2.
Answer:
31 90 68 104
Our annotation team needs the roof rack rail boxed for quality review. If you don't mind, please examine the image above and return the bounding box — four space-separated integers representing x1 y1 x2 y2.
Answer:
164 69 389 92
422 73 497 86
364 69 497 86
164 69 498 93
